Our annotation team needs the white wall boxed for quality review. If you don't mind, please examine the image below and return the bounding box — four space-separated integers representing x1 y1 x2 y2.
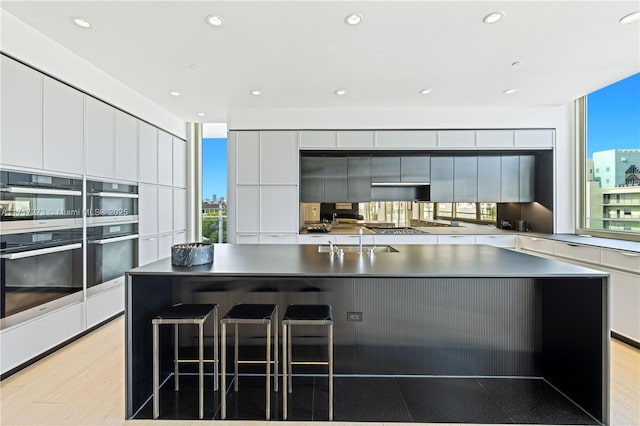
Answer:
0 10 186 139
228 105 577 234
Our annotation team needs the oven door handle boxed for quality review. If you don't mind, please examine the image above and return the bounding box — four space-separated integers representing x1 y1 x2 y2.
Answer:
1 187 82 196
92 192 139 198
0 243 82 260
89 234 139 245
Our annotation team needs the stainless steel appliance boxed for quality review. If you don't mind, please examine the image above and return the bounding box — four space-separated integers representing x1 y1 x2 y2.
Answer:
515 220 528 232
0 228 83 326
86 223 138 294
0 171 82 231
86 180 138 225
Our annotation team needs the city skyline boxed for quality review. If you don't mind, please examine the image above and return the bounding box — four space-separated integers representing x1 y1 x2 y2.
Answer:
202 137 227 201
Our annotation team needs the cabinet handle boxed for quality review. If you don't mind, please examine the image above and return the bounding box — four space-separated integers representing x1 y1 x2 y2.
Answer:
566 243 580 247
530 237 540 241
619 251 640 257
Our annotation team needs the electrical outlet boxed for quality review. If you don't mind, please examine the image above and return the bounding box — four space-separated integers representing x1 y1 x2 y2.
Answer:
347 312 363 321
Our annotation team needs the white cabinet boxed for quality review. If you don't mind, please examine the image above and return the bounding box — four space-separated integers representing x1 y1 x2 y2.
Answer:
86 282 124 328
85 97 115 178
138 237 158 265
260 186 298 233
157 187 173 234
158 234 173 260
602 248 640 274
518 236 554 255
43 77 83 174
235 131 260 185
260 131 298 185
336 234 376 245
138 185 158 236
172 137 187 188
373 235 438 245
114 111 138 182
0 56 43 169
138 122 158 183
438 235 476 244
236 234 260 244
337 131 375 148
300 131 337 148
173 188 187 231
476 235 516 248
515 129 554 148
173 231 187 245
376 131 438 148
157 130 173 186
603 267 640 342
476 130 514 148
438 130 476 148
299 234 337 244
236 186 260 233
260 234 299 244
552 241 601 265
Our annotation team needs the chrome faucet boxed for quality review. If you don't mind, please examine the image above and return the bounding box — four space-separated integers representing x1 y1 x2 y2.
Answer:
358 226 365 255
328 240 335 255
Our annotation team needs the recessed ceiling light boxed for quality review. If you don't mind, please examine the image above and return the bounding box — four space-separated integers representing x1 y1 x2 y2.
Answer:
170 91 180 97
335 89 347 96
250 90 261 96
345 14 363 26
619 11 640 24
205 15 224 27
72 17 92 28
503 89 518 95
197 112 206 116
483 11 505 24
419 89 432 95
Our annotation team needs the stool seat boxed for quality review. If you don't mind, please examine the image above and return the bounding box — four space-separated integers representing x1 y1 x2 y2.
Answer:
155 303 217 320
222 303 277 322
283 304 332 323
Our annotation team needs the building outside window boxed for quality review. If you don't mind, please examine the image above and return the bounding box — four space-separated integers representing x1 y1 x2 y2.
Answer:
202 137 228 243
582 72 640 237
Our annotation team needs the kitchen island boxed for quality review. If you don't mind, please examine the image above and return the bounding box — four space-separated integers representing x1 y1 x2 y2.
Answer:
125 244 609 424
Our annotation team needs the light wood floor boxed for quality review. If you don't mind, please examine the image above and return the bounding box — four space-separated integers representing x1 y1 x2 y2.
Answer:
1 316 639 426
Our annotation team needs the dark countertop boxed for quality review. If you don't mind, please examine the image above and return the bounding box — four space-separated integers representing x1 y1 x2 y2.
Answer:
543 233 640 253
129 244 606 278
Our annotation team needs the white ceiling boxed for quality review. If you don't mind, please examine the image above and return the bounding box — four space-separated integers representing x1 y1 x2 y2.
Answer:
2 1 639 123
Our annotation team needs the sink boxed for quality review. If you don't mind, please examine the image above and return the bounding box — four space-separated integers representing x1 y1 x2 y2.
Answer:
318 245 399 253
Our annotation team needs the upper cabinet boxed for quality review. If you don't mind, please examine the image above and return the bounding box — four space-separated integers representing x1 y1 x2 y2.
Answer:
1 56 43 169
476 130 514 148
430 156 454 201
438 130 476 148
477 156 501 202
85 97 115 179
500 155 535 202
300 131 336 148
157 130 173 186
515 130 554 148
115 111 138 182
235 131 260 185
371 156 401 183
376 131 438 149
401 156 430 183
347 156 372 202
323 157 348 202
43 76 83 174
172 137 187 188
337 131 375 148
138 122 158 184
260 131 298 185
453 156 478 202
300 156 324 202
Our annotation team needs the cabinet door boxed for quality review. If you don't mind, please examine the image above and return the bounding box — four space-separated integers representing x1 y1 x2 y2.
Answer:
476 235 516 248
401 156 430 183
347 156 371 202
519 155 535 202
236 186 259 233
158 234 173 260
173 231 187 245
500 156 519 202
438 235 476 244
173 188 187 231
157 187 173 234
300 131 337 148
323 157 348 202
260 131 298 185
604 267 640 342
1 56 43 169
85 97 115 178
477 156 501 202
43 77 84 174
376 131 438 148
453 156 478 202
430 156 454 202
138 122 158 183
236 131 260 185
476 130 514 148
337 131 375 148
157 130 173 186
172 137 187 188
260 186 298 233
515 129 554 148
138 185 158 236
438 130 476 148
300 156 324 202
138 237 158 265
114 111 138 182
371 157 400 183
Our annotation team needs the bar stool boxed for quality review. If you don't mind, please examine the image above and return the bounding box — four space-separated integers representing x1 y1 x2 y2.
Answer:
220 303 278 420
282 304 333 421
152 303 218 420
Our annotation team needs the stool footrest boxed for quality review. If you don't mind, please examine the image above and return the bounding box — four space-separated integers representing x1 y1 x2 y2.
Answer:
290 361 329 365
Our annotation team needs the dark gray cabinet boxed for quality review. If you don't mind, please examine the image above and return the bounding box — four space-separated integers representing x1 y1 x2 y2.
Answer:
430 156 454 202
477 156 501 202
500 156 520 202
371 157 401 183
519 155 536 202
453 156 478 202
401 156 430 182
323 157 348 202
300 156 324 202
347 156 371 202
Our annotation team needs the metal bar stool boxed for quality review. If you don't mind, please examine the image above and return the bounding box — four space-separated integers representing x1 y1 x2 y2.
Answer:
282 304 333 421
152 303 218 420
220 303 278 420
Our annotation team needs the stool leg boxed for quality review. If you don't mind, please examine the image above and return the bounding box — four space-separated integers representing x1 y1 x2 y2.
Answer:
153 322 159 419
329 323 334 421
198 321 204 419
174 324 179 391
282 322 287 420
274 307 278 393
220 322 226 420
214 308 219 391
266 320 271 420
287 324 292 392
234 323 239 392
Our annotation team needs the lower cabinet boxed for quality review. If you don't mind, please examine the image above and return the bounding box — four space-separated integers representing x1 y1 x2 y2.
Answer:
373 235 437 245
139 236 159 266
299 234 336 244
236 234 260 244
158 234 173 260
476 235 516 248
86 280 124 329
336 234 375 245
438 235 476 244
260 234 298 244
602 267 640 343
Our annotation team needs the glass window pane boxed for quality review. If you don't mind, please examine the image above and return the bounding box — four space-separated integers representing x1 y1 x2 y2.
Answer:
202 137 228 242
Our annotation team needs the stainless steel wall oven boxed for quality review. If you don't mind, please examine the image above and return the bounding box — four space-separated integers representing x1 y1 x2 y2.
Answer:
86 180 138 225
86 223 138 294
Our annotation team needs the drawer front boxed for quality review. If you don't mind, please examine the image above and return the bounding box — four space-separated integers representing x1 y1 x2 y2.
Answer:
259 234 298 244
476 235 516 248
519 236 554 254
602 249 640 274
336 234 375 245
374 235 438 245
553 241 601 265
236 234 260 244
438 235 476 244
299 234 337 244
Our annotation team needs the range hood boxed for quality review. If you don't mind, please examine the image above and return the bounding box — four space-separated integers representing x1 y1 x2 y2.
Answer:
371 184 430 201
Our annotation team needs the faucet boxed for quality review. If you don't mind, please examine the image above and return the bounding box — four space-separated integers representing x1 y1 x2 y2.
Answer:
328 240 335 256
358 226 365 255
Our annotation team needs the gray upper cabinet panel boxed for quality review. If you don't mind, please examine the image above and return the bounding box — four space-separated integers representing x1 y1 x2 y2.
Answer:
300 156 324 202
115 111 138 182
157 130 173 186
430 156 454 202
477 156 501 202
138 122 158 184
300 131 337 148
85 97 115 178
371 156 401 183
323 157 348 202
500 156 520 202
476 130 515 148
347 156 371 202
453 156 478 202
260 131 298 185
337 131 375 148
438 130 476 148
235 131 259 185
515 130 554 148
519 155 536 202
401 156 430 183
376 131 438 148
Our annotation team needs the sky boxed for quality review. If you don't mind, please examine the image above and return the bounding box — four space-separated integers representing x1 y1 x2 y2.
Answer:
202 138 227 200
586 72 640 158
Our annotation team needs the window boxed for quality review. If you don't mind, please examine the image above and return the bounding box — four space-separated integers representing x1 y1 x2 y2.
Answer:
581 72 640 237
202 137 228 242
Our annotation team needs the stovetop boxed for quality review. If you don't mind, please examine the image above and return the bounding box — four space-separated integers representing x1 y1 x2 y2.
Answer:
371 227 430 235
